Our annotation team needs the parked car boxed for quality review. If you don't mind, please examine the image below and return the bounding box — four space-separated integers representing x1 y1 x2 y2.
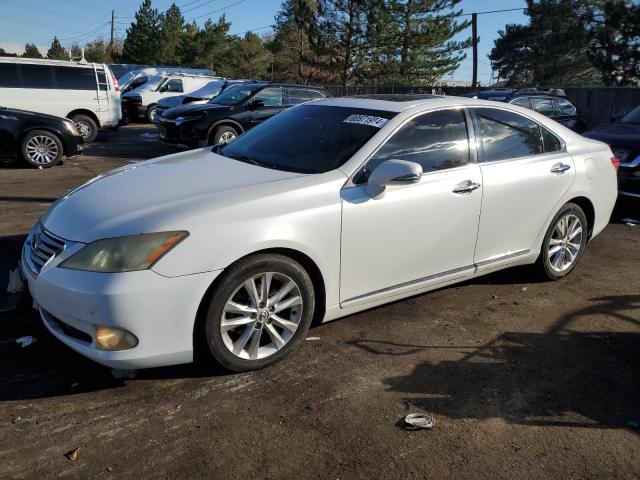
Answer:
505 90 587 132
118 67 214 93
121 73 216 123
154 79 252 120
0 107 83 168
22 95 617 372
157 82 329 147
583 104 640 198
463 88 515 101
0 57 121 142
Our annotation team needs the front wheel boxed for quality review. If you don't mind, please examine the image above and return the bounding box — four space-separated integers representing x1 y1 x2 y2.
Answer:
536 202 588 280
146 105 158 123
202 254 315 372
210 125 238 146
21 130 63 168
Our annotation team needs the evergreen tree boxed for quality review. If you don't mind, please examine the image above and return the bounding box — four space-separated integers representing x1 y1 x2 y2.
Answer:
308 0 371 89
587 0 640 85
85 39 113 63
70 42 82 60
122 0 162 64
369 0 471 85
46 36 68 60
22 43 43 59
160 3 185 65
218 32 271 78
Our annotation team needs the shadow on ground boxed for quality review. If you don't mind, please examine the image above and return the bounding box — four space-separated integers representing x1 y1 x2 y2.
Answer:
350 295 640 432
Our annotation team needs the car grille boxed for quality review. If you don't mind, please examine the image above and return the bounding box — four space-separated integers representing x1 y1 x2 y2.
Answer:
30 225 65 274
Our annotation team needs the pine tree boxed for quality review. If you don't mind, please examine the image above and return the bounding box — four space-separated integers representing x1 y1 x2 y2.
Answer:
46 37 68 60
22 43 43 59
85 39 113 63
160 3 185 65
122 0 162 64
369 0 471 86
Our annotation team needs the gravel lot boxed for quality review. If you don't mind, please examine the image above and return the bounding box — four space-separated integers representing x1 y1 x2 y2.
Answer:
1 124 639 479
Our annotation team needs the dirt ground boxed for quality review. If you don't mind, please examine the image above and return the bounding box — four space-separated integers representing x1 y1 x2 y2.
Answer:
0 124 639 479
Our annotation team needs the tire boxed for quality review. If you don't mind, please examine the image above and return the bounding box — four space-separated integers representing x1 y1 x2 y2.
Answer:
146 104 157 123
71 114 98 142
210 125 239 146
201 253 315 372
536 202 588 280
21 130 63 168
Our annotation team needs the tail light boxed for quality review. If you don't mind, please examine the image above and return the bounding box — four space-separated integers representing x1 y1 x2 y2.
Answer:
112 74 120 92
610 156 620 172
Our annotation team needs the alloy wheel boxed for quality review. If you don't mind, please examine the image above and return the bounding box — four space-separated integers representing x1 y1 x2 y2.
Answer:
220 272 303 360
75 121 91 139
219 131 237 144
547 213 583 273
25 135 59 165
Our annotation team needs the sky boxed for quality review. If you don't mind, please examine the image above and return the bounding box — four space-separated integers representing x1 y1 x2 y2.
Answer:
0 0 527 85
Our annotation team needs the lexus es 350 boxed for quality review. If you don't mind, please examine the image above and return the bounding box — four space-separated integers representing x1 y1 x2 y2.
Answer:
22 95 618 372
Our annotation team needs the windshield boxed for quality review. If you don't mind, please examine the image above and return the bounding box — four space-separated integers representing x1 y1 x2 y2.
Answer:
218 105 396 174
622 105 640 124
210 84 264 106
186 80 225 98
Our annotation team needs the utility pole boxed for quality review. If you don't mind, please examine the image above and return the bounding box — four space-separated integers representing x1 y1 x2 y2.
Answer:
471 12 478 88
110 9 115 56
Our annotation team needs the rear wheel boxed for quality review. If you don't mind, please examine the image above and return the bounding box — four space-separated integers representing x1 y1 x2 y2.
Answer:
536 203 588 280
201 254 315 372
210 125 238 146
71 114 97 142
21 130 63 168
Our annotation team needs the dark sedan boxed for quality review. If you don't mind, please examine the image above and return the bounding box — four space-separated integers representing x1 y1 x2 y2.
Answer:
157 82 329 147
506 93 587 133
583 105 640 199
0 107 83 168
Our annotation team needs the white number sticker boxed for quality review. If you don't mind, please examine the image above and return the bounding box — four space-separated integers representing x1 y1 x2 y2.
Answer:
343 114 389 128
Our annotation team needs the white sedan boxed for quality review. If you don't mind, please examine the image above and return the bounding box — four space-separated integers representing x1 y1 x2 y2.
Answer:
22 95 618 372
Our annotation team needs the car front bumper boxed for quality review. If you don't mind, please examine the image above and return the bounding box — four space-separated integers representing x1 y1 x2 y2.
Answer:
21 228 221 369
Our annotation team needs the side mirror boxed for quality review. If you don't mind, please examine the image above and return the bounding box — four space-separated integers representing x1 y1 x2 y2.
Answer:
366 159 422 199
250 99 265 110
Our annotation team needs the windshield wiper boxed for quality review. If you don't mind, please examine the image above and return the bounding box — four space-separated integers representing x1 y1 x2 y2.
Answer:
226 153 280 170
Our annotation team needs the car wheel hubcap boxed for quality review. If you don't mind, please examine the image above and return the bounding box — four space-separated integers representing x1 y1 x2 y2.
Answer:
220 272 303 360
149 109 157 122
219 131 236 144
548 213 583 273
75 121 91 139
25 135 58 165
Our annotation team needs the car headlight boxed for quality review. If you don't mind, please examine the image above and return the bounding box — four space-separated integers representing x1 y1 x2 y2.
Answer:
60 231 188 273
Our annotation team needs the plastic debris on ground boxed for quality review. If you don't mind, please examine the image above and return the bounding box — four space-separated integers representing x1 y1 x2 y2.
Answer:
403 413 436 430
15 336 37 348
65 447 80 461
305 337 321 341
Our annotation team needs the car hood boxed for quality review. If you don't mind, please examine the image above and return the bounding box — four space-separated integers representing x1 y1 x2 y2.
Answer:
41 148 311 243
583 122 640 143
162 103 232 119
157 96 183 108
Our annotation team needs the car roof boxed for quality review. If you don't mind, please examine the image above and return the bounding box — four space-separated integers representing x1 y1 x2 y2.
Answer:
314 95 502 113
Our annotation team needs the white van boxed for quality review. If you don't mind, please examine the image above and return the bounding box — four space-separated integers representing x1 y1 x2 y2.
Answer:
119 67 214 93
121 73 216 123
0 57 121 142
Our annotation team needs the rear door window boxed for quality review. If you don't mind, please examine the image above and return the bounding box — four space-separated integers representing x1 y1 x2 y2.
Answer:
530 97 557 117
474 108 543 162
285 88 311 105
541 126 562 153
254 87 283 106
510 97 530 108
554 98 577 115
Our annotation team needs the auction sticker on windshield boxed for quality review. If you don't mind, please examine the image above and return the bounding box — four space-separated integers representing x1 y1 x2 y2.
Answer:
343 114 389 128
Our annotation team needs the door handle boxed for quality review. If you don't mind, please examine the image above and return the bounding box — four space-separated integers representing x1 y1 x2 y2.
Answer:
452 180 481 194
550 162 571 174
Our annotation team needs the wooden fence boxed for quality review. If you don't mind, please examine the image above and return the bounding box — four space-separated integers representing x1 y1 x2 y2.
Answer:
322 84 640 127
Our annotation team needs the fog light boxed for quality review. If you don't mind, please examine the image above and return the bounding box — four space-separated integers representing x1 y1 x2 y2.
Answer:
94 325 138 351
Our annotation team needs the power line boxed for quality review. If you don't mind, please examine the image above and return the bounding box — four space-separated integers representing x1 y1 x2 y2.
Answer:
183 0 219 14
188 0 249 22
59 22 111 42
232 24 273 36
461 8 526 16
0 0 102 23
0 14 84 34
59 0 110 12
